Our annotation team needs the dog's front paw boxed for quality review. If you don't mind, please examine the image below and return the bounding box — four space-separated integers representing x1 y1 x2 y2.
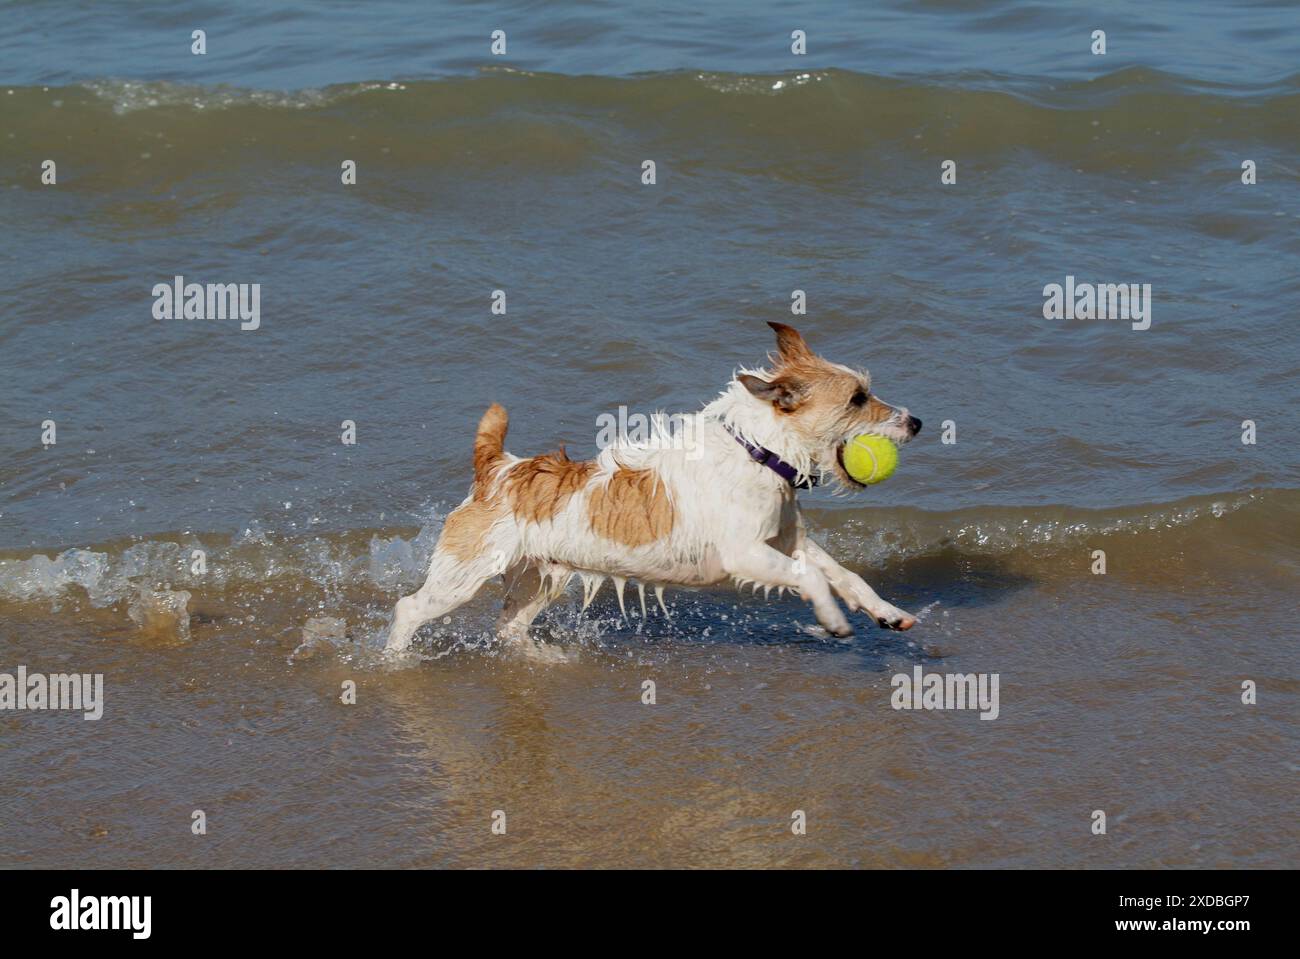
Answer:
875 609 916 631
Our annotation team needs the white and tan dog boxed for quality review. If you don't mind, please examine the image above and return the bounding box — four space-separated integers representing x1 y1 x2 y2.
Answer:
385 323 921 656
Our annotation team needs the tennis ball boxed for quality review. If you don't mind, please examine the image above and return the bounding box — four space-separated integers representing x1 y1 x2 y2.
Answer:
842 434 898 485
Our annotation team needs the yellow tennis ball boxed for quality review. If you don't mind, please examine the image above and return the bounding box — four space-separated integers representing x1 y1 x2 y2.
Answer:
843 434 898 485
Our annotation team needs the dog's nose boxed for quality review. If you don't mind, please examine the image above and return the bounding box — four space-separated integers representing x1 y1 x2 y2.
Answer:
907 415 922 435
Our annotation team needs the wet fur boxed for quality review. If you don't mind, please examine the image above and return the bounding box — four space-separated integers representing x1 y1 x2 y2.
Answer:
385 323 922 657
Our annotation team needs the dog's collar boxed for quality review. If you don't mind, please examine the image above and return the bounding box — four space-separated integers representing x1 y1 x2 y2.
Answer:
728 429 819 490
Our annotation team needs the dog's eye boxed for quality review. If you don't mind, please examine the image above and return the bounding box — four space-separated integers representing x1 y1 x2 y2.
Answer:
849 390 868 408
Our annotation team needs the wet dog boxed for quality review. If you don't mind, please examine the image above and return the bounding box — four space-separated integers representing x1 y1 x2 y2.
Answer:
385 323 921 657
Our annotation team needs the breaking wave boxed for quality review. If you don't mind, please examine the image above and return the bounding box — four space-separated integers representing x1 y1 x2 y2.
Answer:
1 488 1293 645
2 68 1297 193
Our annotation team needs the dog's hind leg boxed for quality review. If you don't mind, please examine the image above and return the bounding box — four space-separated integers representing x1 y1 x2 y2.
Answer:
495 562 574 661
385 551 502 653
496 562 550 640
384 502 517 653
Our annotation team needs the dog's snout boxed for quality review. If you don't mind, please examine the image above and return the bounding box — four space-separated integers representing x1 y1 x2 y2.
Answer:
907 415 922 436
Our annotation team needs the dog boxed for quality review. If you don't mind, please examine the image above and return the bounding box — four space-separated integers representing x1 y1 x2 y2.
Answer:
385 322 921 657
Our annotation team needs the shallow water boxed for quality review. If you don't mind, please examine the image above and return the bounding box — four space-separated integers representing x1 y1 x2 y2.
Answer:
1 0 1297 868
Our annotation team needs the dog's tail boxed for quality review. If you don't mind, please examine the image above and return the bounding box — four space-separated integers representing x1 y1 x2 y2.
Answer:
473 402 509 486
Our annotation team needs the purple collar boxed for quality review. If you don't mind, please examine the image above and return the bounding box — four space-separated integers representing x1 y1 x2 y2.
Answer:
729 429 819 489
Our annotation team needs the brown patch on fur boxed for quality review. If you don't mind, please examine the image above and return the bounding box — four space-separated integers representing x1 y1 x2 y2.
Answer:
440 500 500 562
587 468 674 547
863 394 895 424
753 326 894 446
505 451 597 523
768 321 814 363
762 360 858 416
760 324 870 417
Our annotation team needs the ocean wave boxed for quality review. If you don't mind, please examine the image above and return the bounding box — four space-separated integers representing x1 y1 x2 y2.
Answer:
2 68 1296 189
812 488 1298 577
0 489 1292 633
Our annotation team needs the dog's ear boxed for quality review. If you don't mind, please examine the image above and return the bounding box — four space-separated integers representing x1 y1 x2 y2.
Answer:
767 321 813 364
739 373 806 412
